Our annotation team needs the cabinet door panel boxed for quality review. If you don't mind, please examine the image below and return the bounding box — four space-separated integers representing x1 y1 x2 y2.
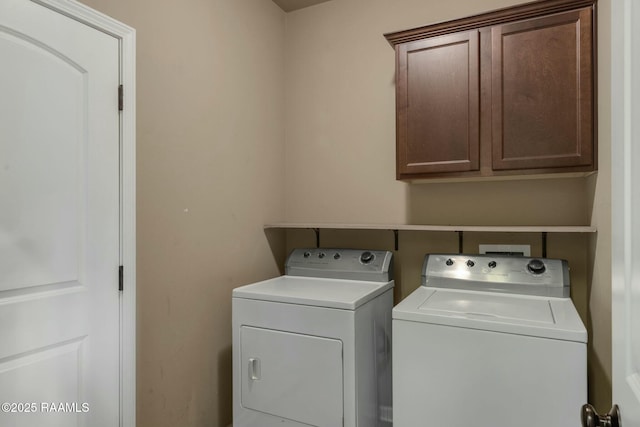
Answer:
397 31 480 177
491 8 593 170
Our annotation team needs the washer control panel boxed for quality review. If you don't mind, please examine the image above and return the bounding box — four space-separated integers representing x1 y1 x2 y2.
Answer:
286 248 393 282
421 254 570 298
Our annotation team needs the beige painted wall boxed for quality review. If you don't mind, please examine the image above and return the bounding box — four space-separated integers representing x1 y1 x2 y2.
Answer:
284 0 612 412
78 1 286 426
74 0 612 424
284 0 591 225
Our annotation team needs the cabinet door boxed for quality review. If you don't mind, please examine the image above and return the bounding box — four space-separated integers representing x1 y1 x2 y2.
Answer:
240 326 343 427
396 31 480 177
491 8 594 171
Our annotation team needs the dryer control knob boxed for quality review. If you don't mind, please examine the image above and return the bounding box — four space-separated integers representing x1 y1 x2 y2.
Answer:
360 251 375 264
527 259 546 275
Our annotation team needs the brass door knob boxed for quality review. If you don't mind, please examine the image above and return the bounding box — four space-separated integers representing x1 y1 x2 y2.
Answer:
581 404 621 427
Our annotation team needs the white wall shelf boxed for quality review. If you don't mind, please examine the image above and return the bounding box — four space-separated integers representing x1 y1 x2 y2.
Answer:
265 222 597 253
265 223 596 233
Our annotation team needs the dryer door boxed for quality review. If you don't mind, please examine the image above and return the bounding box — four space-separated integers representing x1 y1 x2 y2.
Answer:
240 326 343 426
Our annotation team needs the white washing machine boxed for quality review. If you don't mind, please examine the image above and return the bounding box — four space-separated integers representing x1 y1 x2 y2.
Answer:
232 248 394 427
393 254 587 427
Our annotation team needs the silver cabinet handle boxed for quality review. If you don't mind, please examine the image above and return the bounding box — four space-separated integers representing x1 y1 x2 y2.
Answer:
248 358 261 380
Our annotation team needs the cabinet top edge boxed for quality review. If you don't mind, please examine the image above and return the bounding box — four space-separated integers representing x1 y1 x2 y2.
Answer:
383 0 596 46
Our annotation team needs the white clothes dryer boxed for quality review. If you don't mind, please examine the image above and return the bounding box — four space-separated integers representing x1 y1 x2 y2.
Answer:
393 254 587 427
233 248 394 427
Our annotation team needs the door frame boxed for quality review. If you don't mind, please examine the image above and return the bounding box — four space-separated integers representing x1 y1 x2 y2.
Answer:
28 1 136 426
611 0 640 423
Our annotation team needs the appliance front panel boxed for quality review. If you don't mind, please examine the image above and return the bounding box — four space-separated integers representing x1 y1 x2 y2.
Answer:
240 326 343 427
392 319 586 427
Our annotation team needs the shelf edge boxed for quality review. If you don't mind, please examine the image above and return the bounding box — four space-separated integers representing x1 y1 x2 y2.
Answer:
264 223 597 233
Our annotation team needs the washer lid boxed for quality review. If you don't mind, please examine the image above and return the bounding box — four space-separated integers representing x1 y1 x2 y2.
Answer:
232 275 394 310
393 287 586 343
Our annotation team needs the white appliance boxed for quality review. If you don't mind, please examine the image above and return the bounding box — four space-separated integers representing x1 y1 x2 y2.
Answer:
393 254 587 427
233 248 394 427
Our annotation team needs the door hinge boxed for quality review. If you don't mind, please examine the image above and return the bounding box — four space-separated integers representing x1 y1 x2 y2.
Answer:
118 84 124 111
119 265 124 291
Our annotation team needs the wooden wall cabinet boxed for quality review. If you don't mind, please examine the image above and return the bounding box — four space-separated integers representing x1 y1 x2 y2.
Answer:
397 31 480 175
385 0 597 181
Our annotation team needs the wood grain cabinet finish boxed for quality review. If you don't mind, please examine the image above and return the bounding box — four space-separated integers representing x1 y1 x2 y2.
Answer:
397 31 480 176
385 0 597 180
492 8 594 170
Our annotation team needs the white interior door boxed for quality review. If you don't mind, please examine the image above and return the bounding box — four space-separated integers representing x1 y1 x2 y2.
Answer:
0 0 120 426
611 0 640 425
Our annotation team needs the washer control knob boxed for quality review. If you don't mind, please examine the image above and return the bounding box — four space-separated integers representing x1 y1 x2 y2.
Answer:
445 258 454 266
488 260 497 269
527 259 546 275
466 260 475 267
303 251 311 258
318 252 325 259
360 251 375 264
333 252 341 260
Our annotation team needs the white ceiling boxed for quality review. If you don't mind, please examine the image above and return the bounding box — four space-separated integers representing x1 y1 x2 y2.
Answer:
272 0 333 13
